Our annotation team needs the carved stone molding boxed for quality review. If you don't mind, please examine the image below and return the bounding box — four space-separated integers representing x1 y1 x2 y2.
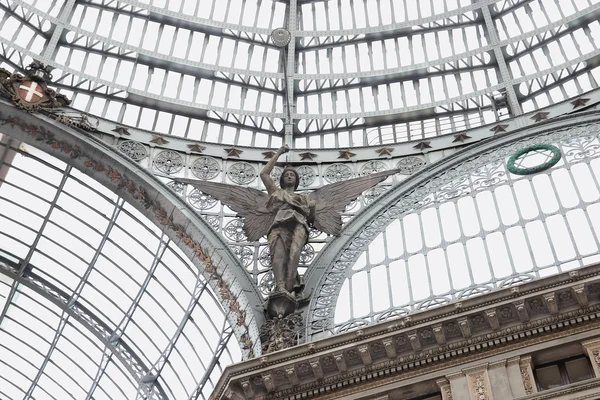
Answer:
437 378 453 400
211 265 600 400
464 365 493 400
519 356 537 396
582 337 600 377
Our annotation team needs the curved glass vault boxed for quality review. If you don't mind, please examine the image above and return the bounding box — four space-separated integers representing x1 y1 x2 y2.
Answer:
322 121 600 335
0 138 241 400
0 0 600 399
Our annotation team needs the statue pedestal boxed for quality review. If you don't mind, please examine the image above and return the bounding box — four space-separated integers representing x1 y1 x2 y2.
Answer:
265 290 298 319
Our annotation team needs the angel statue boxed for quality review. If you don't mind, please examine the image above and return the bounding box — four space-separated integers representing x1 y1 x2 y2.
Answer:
179 145 399 296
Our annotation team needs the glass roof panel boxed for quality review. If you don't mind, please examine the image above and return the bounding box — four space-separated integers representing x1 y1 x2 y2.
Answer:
0 139 242 400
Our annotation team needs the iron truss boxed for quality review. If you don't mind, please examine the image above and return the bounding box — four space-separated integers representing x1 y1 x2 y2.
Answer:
1 0 600 399
0 133 247 400
0 0 598 144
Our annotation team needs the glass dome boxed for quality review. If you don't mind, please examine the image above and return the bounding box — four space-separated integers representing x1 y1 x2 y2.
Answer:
0 0 600 399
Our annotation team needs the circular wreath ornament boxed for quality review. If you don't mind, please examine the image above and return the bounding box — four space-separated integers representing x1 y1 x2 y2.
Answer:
507 144 562 175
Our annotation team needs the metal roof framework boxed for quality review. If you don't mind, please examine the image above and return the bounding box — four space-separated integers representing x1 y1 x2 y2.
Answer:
0 0 600 399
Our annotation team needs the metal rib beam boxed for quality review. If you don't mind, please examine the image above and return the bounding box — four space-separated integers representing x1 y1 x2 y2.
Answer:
22 198 124 399
0 256 167 400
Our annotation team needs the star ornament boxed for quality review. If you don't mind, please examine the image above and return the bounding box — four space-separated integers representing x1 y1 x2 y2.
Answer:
413 141 432 151
338 149 356 160
150 135 169 145
112 126 131 136
188 144 206 153
262 151 276 159
490 124 509 134
571 98 590 109
530 112 549 122
376 147 394 157
452 133 472 143
298 152 317 161
224 147 243 157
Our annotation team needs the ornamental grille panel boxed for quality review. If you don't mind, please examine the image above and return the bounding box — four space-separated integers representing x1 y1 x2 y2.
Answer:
309 122 600 336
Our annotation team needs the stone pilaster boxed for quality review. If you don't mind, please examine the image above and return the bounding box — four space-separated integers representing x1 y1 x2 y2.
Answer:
488 360 513 400
518 356 537 395
436 378 453 400
447 371 470 400
464 364 494 400
582 337 600 377
506 357 527 397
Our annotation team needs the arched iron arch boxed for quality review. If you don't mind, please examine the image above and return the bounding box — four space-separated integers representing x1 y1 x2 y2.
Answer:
304 111 600 339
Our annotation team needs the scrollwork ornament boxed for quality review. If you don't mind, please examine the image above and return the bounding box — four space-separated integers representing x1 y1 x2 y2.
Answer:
363 186 387 205
202 215 220 232
396 156 426 174
153 150 184 174
231 245 253 267
297 165 316 187
324 163 353 183
471 373 489 400
360 160 387 176
190 156 220 180
118 140 147 161
228 162 257 185
166 180 185 195
521 366 534 395
224 219 247 242
187 189 218 211
300 244 315 264
259 271 275 295
258 246 271 268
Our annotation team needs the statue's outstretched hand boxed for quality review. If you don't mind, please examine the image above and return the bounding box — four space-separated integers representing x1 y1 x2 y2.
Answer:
279 144 290 154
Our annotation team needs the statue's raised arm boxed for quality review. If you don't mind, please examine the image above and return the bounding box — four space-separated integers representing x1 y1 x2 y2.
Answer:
261 144 289 194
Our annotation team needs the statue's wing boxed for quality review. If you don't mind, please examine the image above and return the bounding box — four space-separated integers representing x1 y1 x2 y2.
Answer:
177 178 273 241
309 169 400 236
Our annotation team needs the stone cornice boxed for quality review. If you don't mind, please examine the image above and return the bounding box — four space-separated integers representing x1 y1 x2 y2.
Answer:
211 263 600 399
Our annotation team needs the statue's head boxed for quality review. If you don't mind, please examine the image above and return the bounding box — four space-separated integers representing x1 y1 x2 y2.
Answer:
280 167 300 190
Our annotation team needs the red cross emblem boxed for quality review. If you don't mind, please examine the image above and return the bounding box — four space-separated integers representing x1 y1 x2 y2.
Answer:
18 80 45 103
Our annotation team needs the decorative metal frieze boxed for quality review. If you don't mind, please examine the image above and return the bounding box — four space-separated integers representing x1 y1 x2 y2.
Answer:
202 215 220 232
360 160 388 176
259 271 276 296
166 180 185 196
259 246 271 268
396 156 426 174
324 163 353 183
232 245 254 268
190 156 220 180
507 143 561 175
224 218 248 242
187 189 218 211
308 121 600 335
153 150 184 174
297 165 316 187
299 244 315 264
228 162 257 185
118 140 148 161
363 186 387 205
0 62 70 112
